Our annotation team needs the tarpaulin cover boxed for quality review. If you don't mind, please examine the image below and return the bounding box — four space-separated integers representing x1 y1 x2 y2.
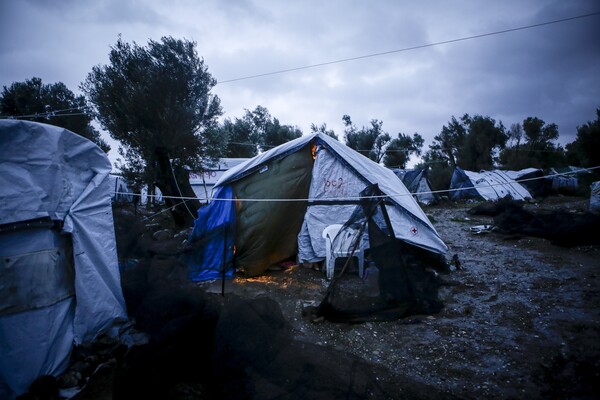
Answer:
505 168 548 198
449 167 532 201
186 185 236 281
0 120 128 398
393 168 438 205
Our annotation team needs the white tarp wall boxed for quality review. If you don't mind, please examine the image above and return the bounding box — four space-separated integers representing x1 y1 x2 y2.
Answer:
297 144 370 262
463 169 532 201
0 120 128 399
291 134 448 263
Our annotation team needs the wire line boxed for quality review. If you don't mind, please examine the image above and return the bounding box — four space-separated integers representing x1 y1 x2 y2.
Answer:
111 165 600 204
216 11 600 84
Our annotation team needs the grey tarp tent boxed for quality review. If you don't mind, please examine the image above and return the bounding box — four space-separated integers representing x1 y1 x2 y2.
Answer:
449 167 532 201
0 120 128 399
197 133 447 277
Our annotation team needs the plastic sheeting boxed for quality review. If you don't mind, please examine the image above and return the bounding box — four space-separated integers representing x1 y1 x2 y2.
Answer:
0 120 128 398
449 167 532 201
393 168 438 205
186 186 236 281
298 144 370 263
505 168 547 199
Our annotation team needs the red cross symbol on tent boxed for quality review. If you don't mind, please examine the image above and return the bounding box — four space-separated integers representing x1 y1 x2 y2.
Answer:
410 226 418 235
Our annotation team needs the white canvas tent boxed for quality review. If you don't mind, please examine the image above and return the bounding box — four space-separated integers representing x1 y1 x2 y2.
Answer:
191 133 447 278
449 167 532 201
0 120 129 399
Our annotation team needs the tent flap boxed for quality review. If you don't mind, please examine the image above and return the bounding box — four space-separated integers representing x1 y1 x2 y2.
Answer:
186 185 236 281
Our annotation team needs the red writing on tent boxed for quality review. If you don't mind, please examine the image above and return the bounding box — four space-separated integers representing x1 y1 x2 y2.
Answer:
323 177 345 196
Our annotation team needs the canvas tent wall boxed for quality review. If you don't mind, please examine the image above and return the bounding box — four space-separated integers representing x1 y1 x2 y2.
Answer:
392 168 439 205
0 120 128 399
187 133 447 280
449 167 532 201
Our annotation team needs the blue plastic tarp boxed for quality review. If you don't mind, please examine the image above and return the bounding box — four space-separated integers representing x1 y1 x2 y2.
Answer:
186 185 236 281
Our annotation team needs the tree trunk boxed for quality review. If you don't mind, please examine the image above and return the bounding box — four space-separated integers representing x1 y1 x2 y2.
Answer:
154 147 201 229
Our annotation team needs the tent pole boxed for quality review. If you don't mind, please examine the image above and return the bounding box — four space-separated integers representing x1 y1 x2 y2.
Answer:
221 228 227 296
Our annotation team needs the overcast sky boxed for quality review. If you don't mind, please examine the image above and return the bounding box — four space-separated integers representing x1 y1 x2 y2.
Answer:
1 0 599 167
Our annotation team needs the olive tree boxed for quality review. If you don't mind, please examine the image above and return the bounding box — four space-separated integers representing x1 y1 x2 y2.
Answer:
82 36 223 227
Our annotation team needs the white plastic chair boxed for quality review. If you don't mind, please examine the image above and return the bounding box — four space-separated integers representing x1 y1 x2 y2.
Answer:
322 224 365 280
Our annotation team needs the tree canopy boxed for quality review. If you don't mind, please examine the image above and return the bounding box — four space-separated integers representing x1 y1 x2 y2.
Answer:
499 117 566 170
310 122 338 140
423 114 505 190
566 108 600 170
216 105 303 158
456 114 506 171
382 132 424 169
343 115 390 163
244 106 302 152
0 77 110 153
425 115 469 169
81 36 222 227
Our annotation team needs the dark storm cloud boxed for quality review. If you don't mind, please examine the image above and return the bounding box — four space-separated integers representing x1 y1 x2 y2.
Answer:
1 0 599 166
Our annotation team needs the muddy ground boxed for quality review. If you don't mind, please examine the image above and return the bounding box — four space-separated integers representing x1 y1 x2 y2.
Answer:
70 195 599 400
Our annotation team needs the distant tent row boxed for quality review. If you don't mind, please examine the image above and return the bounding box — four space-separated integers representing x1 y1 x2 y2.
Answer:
447 166 594 202
107 175 164 205
108 174 134 203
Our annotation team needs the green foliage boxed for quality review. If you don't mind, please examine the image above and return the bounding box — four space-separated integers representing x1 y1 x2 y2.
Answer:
343 115 390 162
82 36 222 167
310 122 338 140
0 77 110 153
425 115 469 168
566 108 600 170
214 105 303 158
383 132 424 168
499 117 566 170
240 106 303 151
456 115 507 171
217 117 258 158
424 114 505 191
81 35 223 227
